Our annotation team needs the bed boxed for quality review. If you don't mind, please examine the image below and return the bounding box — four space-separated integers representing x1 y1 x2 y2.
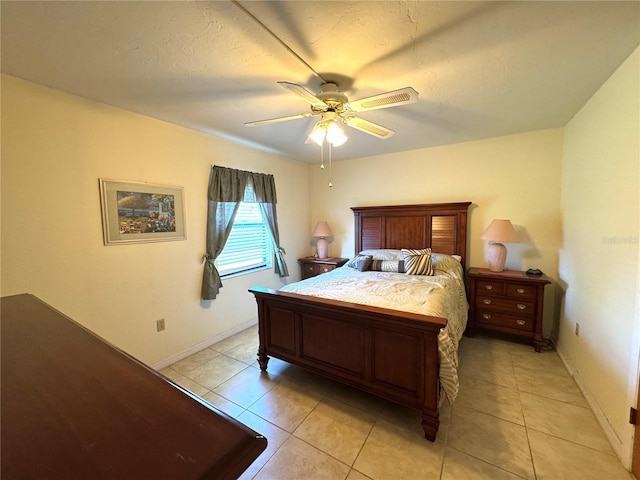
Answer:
249 202 471 441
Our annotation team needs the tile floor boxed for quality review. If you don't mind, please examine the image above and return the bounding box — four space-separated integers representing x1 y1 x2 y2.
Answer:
160 326 631 480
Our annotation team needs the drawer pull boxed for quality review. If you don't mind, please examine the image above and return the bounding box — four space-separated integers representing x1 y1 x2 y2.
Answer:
517 288 525 294
482 314 491 320
322 268 329 272
483 299 492 305
485 285 493 290
516 320 526 326
308 266 314 271
517 304 527 310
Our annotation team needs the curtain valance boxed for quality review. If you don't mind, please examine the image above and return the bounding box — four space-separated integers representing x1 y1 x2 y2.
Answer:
208 165 277 204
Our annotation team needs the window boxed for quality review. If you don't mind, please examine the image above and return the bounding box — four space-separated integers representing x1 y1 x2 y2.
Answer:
217 202 272 277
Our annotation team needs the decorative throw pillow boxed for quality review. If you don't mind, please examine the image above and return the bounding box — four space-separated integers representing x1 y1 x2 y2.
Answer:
401 248 434 275
369 259 405 273
346 254 373 272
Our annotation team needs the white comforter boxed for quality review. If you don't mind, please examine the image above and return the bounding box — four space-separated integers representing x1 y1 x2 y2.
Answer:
280 257 469 403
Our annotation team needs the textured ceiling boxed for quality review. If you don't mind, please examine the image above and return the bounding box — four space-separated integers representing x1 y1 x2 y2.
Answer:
2 1 639 163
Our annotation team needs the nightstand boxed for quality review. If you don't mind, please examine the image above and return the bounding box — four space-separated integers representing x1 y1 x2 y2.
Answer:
466 267 550 352
298 257 348 280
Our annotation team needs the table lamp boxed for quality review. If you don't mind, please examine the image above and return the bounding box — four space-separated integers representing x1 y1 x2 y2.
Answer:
480 219 520 272
312 221 333 259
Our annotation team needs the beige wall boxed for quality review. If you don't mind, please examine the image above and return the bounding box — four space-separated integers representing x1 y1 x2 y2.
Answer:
1 75 310 366
559 46 640 466
309 128 564 337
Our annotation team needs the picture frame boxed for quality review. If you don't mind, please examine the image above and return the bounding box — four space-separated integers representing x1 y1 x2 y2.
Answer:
99 178 186 245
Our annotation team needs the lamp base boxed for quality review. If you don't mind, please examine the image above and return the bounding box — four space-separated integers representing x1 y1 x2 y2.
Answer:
316 238 329 259
486 242 507 272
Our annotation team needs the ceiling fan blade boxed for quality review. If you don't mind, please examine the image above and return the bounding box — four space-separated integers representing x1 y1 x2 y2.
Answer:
278 81 328 109
245 112 313 126
347 87 419 112
343 116 395 139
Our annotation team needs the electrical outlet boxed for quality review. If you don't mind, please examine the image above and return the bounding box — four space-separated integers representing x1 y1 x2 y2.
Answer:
156 318 166 332
575 322 580 336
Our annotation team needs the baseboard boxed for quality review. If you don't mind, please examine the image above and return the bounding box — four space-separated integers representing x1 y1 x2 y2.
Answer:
151 318 258 371
556 343 631 470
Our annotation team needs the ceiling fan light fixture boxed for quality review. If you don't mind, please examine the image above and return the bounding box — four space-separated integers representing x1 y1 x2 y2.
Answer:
326 120 347 146
308 119 348 147
247 80 418 153
308 123 326 146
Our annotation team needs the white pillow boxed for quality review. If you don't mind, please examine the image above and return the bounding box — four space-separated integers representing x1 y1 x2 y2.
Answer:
358 249 402 260
432 253 463 274
432 252 461 263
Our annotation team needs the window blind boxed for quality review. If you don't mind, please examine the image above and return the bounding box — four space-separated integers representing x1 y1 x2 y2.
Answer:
217 203 272 276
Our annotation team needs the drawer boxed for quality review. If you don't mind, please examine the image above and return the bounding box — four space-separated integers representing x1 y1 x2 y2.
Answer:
476 280 505 295
301 263 335 279
317 264 335 275
475 296 535 316
506 283 536 299
476 311 534 332
302 263 317 279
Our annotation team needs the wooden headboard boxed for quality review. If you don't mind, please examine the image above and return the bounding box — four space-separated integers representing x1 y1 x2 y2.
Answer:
351 202 472 268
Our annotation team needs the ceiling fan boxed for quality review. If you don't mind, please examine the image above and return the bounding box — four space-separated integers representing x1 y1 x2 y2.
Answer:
245 81 419 143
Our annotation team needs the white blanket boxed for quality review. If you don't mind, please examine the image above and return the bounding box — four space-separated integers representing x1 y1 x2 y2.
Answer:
280 257 468 403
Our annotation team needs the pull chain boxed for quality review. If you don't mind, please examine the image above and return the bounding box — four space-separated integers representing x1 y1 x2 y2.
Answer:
318 140 333 188
328 143 333 188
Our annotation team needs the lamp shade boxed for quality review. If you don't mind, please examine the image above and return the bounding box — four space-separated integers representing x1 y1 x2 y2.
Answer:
312 221 333 238
480 219 520 243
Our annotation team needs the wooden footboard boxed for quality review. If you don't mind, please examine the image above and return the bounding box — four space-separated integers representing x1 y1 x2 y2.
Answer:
249 286 447 441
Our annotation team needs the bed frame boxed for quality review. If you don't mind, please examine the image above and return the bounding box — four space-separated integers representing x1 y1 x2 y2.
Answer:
249 202 471 441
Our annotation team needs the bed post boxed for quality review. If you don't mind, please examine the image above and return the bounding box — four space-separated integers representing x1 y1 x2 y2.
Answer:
254 295 270 371
421 329 441 441
421 412 439 442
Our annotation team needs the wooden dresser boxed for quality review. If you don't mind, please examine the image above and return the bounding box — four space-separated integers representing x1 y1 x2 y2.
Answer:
1 294 266 480
466 267 550 351
298 256 349 279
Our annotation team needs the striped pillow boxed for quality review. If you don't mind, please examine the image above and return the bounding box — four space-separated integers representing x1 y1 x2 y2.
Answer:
401 248 434 275
370 260 405 273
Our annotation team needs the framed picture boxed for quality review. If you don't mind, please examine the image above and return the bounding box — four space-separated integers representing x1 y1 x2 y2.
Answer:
99 179 186 245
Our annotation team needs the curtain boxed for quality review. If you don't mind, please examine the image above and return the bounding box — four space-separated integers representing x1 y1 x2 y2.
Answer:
201 165 289 300
200 167 243 300
249 170 289 278
259 202 289 277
